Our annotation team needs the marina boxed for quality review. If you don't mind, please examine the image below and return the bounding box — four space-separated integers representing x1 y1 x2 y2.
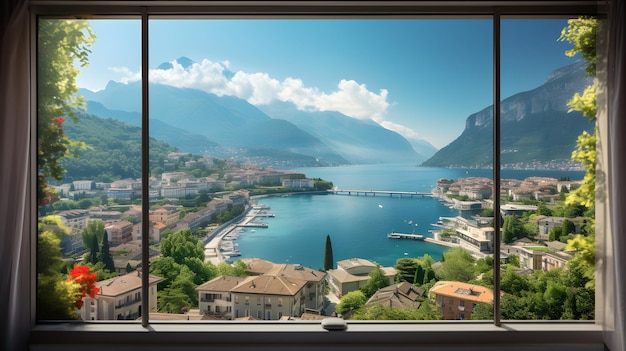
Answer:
205 204 275 264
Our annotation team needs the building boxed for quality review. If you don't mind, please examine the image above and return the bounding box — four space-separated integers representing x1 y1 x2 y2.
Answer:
243 258 327 314
365 281 424 310
536 216 583 241
149 206 181 227
326 258 397 298
57 210 90 232
196 275 255 320
230 274 308 320
282 178 314 190
447 216 495 253
105 221 134 245
429 281 495 320
72 180 95 191
80 271 164 321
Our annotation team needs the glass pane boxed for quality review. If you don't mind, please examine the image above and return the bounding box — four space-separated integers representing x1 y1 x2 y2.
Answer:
498 18 596 320
142 18 494 321
37 18 142 321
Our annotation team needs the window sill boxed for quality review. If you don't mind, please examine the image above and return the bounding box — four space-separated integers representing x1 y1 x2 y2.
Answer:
30 320 603 350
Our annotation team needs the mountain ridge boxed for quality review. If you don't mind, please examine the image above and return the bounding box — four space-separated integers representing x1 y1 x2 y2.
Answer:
421 61 594 168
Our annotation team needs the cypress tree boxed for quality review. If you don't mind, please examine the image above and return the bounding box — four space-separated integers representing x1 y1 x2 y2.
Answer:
90 233 99 265
323 234 334 271
100 230 115 272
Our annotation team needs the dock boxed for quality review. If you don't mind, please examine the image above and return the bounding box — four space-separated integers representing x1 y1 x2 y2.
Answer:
330 189 432 198
387 232 425 240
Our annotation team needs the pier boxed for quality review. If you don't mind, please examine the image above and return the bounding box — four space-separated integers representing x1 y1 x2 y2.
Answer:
330 189 432 198
387 232 425 240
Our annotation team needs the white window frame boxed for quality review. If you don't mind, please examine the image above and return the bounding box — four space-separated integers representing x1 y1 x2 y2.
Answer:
29 1 606 350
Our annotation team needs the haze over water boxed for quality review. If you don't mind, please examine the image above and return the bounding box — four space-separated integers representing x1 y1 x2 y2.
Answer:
234 164 584 269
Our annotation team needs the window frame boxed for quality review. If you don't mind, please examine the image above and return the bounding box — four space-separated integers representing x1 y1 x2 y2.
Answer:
30 1 605 349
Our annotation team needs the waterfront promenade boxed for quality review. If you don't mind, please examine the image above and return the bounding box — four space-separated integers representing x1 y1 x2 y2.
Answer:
203 205 270 265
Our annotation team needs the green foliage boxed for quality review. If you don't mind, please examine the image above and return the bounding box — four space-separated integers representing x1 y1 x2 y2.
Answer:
99 230 115 272
82 219 104 262
548 225 562 241
37 231 78 320
493 265 595 320
435 248 476 283
313 178 334 191
394 258 420 284
471 303 494 320
559 17 597 213
335 290 366 315
62 112 177 182
507 254 520 268
502 215 525 244
323 234 334 271
558 17 597 76
159 228 205 265
360 265 390 298
475 256 494 274
566 234 596 289
216 260 248 277
37 19 95 205
350 299 441 321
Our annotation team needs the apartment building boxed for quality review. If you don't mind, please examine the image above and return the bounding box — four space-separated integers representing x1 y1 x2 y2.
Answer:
243 258 326 313
429 281 495 320
80 271 164 321
230 275 308 320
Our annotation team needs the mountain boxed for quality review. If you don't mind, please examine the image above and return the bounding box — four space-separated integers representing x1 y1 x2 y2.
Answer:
79 60 423 165
420 61 595 168
60 111 177 182
86 101 219 155
257 101 425 164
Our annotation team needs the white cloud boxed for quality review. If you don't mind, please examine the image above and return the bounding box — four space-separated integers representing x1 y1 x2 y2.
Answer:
380 120 422 141
109 66 141 84
314 80 389 121
110 58 421 141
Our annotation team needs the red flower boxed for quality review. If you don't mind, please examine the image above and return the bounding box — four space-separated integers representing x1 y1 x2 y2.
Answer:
67 265 100 309
55 117 65 125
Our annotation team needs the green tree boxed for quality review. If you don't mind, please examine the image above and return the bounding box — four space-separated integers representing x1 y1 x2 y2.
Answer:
502 215 524 244
37 19 95 206
548 225 563 241
435 247 476 282
37 225 78 320
561 219 577 238
323 234 334 271
335 290 366 315
159 228 205 265
558 17 597 211
82 219 104 264
360 265 390 298
394 257 419 283
99 230 115 273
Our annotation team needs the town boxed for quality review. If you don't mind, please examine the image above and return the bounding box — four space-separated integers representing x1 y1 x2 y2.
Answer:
37 151 592 322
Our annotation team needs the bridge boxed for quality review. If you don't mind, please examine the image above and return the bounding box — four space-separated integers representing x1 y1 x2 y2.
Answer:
329 189 432 198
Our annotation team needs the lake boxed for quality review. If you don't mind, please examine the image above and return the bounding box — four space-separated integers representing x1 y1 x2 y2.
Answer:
233 164 584 270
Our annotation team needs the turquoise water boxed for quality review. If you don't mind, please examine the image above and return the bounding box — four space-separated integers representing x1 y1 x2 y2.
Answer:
234 164 584 270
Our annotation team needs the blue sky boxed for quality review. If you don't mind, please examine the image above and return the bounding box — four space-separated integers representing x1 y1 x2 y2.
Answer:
77 18 579 149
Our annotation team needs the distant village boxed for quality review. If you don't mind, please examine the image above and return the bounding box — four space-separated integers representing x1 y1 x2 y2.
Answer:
47 152 587 322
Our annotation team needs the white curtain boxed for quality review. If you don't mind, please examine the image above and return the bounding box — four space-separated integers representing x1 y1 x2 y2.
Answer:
605 0 626 350
0 0 31 350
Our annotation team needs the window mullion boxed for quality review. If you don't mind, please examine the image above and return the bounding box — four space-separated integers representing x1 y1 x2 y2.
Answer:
492 12 502 327
141 7 150 328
